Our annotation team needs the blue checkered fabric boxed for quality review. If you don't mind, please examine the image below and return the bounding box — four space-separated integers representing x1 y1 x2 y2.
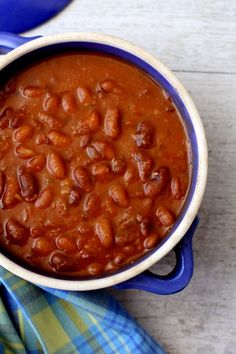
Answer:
0 267 165 353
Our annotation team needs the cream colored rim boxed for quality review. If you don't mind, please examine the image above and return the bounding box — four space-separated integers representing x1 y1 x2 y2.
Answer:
0 33 208 290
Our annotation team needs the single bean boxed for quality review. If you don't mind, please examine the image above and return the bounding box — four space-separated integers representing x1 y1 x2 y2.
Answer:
47 130 70 147
123 166 138 184
5 219 28 245
9 109 24 129
56 235 77 253
86 146 100 160
43 93 60 113
87 263 103 275
23 86 45 98
123 245 135 254
0 108 13 129
76 87 93 105
83 193 101 217
104 108 120 139
95 217 113 247
73 167 92 192
84 242 101 255
136 214 144 223
143 233 159 249
171 177 182 199
86 110 100 132
115 232 137 247
134 121 154 148
35 187 52 209
0 171 5 198
47 152 66 180
144 167 170 197
1 176 20 208
68 188 81 207
49 251 74 272
144 180 161 197
62 92 76 113
99 79 123 95
109 184 129 208
30 226 45 238
91 162 111 182
13 125 33 143
105 261 118 272
73 121 89 136
156 206 174 227
32 237 54 255
45 226 65 239
54 197 68 216
18 171 39 202
133 151 152 182
77 222 92 236
38 112 63 129
115 218 139 246
35 133 47 145
60 178 74 195
76 235 84 250
103 197 117 216
15 144 35 159
111 158 126 174
79 134 90 149
100 142 115 160
26 154 46 172
113 253 126 265
140 218 151 237
92 141 115 160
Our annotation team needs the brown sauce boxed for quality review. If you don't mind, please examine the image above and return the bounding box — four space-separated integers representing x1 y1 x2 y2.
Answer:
0 53 191 277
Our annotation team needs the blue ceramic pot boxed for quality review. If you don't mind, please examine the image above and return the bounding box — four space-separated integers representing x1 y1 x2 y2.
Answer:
0 33 208 294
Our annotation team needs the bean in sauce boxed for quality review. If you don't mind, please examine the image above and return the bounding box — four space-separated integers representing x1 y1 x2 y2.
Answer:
0 53 191 277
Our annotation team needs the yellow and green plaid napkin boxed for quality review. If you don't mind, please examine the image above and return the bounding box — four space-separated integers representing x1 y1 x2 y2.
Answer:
0 267 165 353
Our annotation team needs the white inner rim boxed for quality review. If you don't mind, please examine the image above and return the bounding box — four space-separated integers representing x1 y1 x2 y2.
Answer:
0 33 208 290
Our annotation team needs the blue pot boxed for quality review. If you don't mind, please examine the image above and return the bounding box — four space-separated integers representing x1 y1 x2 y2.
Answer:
0 32 208 294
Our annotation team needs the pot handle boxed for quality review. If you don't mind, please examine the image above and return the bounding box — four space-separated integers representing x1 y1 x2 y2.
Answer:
0 32 41 54
116 216 199 295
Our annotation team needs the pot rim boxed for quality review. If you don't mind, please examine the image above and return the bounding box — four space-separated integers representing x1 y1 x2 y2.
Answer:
0 32 208 290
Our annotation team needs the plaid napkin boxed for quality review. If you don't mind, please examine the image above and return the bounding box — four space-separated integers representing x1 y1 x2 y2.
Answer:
0 267 164 354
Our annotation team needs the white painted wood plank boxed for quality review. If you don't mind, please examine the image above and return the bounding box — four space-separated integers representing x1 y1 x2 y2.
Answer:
111 71 236 354
25 0 236 73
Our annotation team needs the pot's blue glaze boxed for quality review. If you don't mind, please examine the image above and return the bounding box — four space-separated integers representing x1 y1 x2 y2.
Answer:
0 33 200 294
0 32 41 54
0 0 71 33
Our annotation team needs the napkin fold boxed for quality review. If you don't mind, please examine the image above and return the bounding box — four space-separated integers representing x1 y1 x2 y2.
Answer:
0 267 165 354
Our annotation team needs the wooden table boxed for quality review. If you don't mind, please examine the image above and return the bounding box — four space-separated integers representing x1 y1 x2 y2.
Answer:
26 1 236 353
